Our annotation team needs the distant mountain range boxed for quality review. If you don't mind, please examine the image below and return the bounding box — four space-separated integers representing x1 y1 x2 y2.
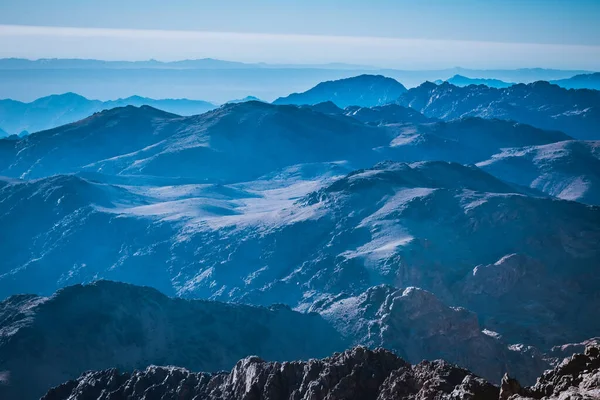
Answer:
0 58 381 71
225 95 264 103
0 58 596 103
397 81 600 140
273 75 407 107
435 72 600 90
0 93 215 137
550 72 600 90
0 102 381 180
436 74 514 88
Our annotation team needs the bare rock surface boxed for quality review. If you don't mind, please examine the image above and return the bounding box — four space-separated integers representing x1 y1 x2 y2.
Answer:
314 285 549 385
42 347 500 400
42 345 600 400
504 345 600 400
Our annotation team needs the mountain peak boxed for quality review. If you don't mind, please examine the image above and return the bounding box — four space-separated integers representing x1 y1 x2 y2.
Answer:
273 74 407 108
415 80 440 91
32 92 91 105
89 103 179 120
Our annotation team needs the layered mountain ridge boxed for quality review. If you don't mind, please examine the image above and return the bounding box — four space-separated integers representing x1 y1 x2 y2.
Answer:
1 73 599 400
397 80 600 140
0 93 216 137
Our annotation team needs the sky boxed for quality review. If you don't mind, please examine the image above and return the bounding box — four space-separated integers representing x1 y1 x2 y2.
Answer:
0 0 599 69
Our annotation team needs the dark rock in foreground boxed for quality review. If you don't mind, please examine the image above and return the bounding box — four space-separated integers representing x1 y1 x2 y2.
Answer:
42 347 498 400
0 281 345 400
503 345 600 399
42 345 600 400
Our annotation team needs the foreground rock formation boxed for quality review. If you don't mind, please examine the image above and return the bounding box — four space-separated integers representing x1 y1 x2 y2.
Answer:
0 281 346 400
43 345 600 400
503 345 600 400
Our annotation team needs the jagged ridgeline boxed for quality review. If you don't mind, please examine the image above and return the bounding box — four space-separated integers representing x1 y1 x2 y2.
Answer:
42 345 600 400
0 74 599 399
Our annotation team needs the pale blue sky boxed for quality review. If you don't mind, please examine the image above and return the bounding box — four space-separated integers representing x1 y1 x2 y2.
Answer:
0 0 599 69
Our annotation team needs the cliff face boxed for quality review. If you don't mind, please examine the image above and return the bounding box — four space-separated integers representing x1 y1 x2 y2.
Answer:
42 345 600 400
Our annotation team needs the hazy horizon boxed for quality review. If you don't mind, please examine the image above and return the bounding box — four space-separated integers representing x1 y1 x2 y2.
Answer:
2 56 598 72
1 0 600 70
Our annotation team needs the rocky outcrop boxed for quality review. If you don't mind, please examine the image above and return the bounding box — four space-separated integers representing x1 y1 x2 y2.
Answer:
0 281 346 400
42 347 499 400
502 345 600 399
42 345 600 400
314 285 550 385
546 337 600 365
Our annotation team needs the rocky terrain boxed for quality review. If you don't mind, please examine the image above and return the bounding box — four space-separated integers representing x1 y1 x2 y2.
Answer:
1 160 598 350
503 345 600 400
313 285 549 385
478 140 600 205
1 101 574 182
397 81 600 140
0 281 345 400
42 345 600 400
0 280 557 399
0 102 383 181
0 76 598 400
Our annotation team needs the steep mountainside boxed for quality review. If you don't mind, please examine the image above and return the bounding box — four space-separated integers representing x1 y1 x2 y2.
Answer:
397 81 600 140
42 345 600 400
478 140 600 205
2 162 598 351
0 281 346 400
0 102 385 181
0 93 215 136
0 105 185 179
313 285 549 384
380 117 571 165
0 102 571 182
273 75 407 108
551 72 600 90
